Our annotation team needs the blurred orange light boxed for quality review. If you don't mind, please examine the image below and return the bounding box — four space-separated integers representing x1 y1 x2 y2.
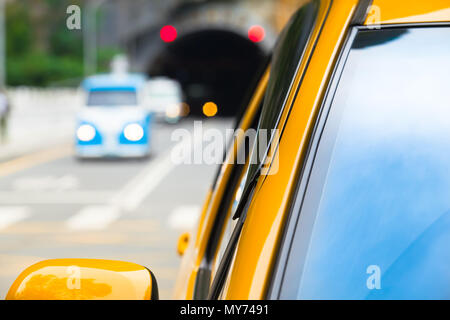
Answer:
248 25 265 43
203 102 218 117
160 25 177 42
180 102 190 117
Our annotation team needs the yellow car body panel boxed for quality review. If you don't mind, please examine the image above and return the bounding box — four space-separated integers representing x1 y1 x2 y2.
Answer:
172 189 212 299
221 0 360 300
367 0 450 25
172 68 270 299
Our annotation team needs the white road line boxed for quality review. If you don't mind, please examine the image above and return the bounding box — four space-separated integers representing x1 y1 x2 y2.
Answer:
0 191 114 204
66 205 120 231
168 205 201 230
110 152 177 212
12 174 79 191
0 207 31 230
110 126 205 212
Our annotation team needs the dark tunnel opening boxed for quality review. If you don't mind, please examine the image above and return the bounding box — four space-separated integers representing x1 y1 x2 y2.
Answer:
147 29 267 117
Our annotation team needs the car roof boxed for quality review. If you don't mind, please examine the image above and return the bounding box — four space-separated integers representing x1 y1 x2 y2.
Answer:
365 0 450 25
82 73 147 91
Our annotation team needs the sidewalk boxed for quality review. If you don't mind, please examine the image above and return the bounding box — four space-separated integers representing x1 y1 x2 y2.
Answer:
0 88 81 161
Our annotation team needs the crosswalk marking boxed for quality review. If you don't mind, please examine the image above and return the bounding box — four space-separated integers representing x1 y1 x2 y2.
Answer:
0 207 31 230
110 152 177 212
168 205 200 230
0 191 114 204
110 122 209 212
12 174 79 191
66 205 120 231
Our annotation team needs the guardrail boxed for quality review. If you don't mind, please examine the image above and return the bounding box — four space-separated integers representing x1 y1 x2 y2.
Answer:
6 88 83 115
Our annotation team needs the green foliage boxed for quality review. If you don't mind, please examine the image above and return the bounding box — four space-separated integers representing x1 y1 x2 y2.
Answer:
49 14 83 58
7 53 83 87
5 0 120 87
97 47 123 73
5 1 32 56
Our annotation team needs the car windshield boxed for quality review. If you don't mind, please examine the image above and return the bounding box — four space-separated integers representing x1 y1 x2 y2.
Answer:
87 90 138 106
286 27 450 300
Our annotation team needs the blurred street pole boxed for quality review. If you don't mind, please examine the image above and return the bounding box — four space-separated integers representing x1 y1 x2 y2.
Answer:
0 0 6 87
83 0 106 77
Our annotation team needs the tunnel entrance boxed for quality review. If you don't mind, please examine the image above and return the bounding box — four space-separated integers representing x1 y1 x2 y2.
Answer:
147 29 267 117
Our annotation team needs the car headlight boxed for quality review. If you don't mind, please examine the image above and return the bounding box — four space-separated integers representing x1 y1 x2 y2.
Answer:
77 124 96 142
124 123 144 141
166 104 181 119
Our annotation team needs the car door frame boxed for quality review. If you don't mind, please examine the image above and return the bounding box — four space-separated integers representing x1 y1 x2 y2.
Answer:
207 0 335 299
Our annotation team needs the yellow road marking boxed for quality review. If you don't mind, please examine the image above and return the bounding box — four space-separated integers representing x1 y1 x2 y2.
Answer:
0 144 73 179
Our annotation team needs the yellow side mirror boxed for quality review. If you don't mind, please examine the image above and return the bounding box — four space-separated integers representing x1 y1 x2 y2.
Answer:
6 259 158 300
177 232 190 256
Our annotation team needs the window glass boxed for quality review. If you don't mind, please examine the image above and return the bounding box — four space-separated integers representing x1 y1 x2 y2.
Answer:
289 27 450 299
211 164 248 280
244 0 319 190
87 90 138 106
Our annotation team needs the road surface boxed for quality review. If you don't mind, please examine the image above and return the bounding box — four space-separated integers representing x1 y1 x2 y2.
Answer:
0 118 232 299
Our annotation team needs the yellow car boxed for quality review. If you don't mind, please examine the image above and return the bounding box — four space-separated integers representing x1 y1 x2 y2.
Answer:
7 0 450 300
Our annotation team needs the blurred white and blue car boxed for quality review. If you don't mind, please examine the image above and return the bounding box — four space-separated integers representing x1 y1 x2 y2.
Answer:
75 73 152 158
145 77 184 123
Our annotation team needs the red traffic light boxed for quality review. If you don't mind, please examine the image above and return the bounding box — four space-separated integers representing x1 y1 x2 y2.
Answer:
160 25 177 42
248 25 265 43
